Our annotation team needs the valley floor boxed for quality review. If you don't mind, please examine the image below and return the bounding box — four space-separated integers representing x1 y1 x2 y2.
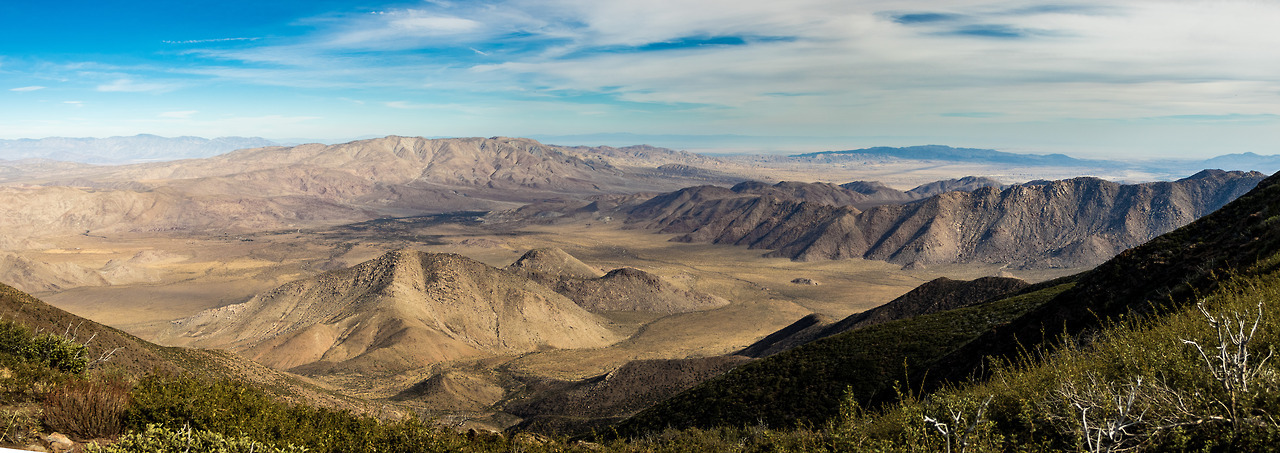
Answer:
9 215 1083 430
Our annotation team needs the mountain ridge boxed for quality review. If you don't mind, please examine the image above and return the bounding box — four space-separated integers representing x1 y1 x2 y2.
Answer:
627 170 1265 269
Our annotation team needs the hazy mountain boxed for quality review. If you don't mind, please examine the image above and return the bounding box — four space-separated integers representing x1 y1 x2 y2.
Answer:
0 136 734 237
0 134 277 164
166 250 623 374
792 144 1116 167
627 170 1265 269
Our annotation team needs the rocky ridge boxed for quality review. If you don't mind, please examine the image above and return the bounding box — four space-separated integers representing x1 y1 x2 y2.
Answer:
627 170 1265 269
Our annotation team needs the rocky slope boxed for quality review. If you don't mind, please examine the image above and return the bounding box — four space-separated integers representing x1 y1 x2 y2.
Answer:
628 170 1265 269
506 248 728 314
167 250 624 374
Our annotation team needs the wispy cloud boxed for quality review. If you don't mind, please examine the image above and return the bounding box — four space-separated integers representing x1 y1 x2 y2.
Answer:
9 86 46 92
163 37 261 44
159 110 199 119
97 78 180 93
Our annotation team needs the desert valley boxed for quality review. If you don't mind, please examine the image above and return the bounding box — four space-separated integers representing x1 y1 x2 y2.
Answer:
4 134 1280 452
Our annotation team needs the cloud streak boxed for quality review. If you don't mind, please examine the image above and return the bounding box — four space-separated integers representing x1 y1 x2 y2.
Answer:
9 86 45 92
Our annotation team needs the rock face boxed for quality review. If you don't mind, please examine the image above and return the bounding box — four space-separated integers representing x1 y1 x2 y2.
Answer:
628 170 1266 269
505 248 728 314
169 250 623 374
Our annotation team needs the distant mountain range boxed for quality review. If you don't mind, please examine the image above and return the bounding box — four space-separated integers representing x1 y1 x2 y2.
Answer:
0 134 279 164
792 144 1112 167
3 135 1279 176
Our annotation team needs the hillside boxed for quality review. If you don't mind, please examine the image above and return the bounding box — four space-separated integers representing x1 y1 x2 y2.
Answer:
627 170 1265 269
616 169 1280 434
503 355 752 435
739 276 1029 358
618 282 1074 432
165 250 624 374
0 282 360 410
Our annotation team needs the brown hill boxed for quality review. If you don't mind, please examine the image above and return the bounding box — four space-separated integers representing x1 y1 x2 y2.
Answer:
628 170 1265 269
166 250 623 374
553 267 729 313
905 176 1005 198
505 248 727 314
506 248 604 285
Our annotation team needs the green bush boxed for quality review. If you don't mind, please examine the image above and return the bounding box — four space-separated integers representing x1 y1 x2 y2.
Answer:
0 319 88 374
86 424 307 453
123 374 475 453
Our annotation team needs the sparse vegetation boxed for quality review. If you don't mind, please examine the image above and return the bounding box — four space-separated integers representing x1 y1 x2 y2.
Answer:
42 373 132 439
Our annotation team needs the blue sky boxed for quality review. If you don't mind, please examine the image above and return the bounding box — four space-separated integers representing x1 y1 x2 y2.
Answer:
2 0 1279 158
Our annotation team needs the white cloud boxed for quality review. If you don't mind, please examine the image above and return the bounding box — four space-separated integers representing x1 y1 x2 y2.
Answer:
9 86 45 92
324 9 486 49
97 78 180 93
159 110 199 119
163 37 260 44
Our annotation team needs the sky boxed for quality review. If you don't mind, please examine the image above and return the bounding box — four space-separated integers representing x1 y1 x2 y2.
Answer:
1 0 1279 158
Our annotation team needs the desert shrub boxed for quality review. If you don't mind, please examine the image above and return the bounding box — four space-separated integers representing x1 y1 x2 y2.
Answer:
27 333 89 374
0 319 88 374
1 408 41 445
124 374 476 453
86 423 307 453
42 373 132 439
0 320 83 405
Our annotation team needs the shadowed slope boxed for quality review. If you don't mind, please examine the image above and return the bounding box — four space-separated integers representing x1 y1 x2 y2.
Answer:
739 276 1028 358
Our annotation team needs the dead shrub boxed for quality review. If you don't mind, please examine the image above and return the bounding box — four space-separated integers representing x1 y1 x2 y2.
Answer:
42 374 131 439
